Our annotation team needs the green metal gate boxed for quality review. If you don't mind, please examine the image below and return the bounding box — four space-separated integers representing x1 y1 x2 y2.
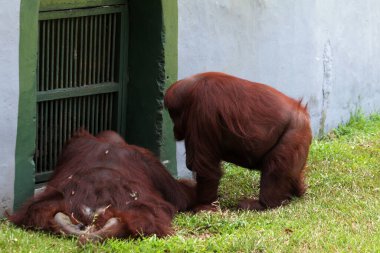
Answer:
35 3 128 183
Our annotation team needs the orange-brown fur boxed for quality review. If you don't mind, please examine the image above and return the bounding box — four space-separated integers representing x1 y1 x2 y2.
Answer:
8 130 196 239
164 72 312 210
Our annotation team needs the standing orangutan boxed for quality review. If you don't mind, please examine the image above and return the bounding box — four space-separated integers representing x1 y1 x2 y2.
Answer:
164 72 312 211
8 130 196 244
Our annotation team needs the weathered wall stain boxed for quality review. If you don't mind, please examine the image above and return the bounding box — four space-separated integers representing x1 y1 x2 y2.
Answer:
319 40 333 137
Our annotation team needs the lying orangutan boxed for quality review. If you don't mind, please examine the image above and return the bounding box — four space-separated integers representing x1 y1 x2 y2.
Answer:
8 130 196 244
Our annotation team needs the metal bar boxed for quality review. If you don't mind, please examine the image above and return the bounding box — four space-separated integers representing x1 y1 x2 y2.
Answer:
81 96 86 129
79 17 84 85
72 97 76 135
46 21 50 91
83 16 88 85
37 82 119 101
77 96 82 130
87 95 91 132
106 14 111 82
103 94 108 130
40 102 44 172
65 18 70 87
63 99 67 144
43 102 48 172
69 18 74 87
109 93 113 129
55 19 60 89
60 19 65 88
94 95 99 133
54 100 58 167
91 95 95 133
97 15 102 83
59 99 63 154
101 14 106 83
93 15 98 84
74 17 78 87
88 16 93 85
35 171 54 183
49 101 53 170
111 13 116 82
99 94 104 131
68 98 72 140
40 3 125 15
51 20 55 90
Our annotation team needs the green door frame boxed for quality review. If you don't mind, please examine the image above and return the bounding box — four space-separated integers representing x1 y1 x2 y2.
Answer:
15 0 178 209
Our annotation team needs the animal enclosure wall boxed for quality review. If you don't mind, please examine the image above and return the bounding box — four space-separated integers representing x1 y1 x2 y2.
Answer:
0 0 20 216
176 0 380 177
3 0 178 213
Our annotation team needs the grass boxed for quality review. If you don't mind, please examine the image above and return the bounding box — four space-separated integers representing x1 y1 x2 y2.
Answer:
1 113 380 252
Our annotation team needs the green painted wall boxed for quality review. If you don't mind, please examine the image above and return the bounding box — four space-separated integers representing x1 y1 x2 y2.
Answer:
126 0 178 175
15 0 39 209
160 0 179 175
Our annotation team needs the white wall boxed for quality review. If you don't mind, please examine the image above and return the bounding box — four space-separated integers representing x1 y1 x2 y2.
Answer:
0 0 21 215
176 0 380 177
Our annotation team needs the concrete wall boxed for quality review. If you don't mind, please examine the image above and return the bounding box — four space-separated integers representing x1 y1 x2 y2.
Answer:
176 0 380 177
0 0 21 215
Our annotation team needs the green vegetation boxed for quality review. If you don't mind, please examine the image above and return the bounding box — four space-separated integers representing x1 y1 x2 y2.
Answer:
1 113 379 252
